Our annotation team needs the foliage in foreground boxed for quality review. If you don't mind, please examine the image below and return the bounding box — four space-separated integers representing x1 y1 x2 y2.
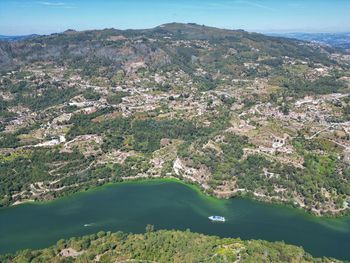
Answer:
0 229 340 263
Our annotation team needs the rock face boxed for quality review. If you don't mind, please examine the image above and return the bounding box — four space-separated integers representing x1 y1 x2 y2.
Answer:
58 248 85 258
173 157 210 190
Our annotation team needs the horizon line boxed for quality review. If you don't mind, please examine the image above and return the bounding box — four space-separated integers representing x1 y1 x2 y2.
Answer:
1 23 350 37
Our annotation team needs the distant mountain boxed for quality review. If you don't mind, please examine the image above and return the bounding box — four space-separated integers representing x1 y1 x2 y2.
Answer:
267 32 350 50
0 34 39 42
0 23 338 72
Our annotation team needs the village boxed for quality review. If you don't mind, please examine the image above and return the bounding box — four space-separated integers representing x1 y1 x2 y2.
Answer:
1 31 350 216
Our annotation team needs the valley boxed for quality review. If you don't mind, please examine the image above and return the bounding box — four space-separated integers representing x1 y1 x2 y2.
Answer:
1 23 350 217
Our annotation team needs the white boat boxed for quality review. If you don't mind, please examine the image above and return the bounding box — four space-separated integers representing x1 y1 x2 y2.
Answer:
208 215 226 222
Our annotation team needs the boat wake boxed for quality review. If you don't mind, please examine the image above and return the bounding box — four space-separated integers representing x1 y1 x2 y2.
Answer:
208 215 226 222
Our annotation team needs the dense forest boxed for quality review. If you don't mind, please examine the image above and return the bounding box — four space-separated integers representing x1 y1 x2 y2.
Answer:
0 229 338 263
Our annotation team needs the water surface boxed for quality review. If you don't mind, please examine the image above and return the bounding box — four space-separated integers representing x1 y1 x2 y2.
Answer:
0 180 349 260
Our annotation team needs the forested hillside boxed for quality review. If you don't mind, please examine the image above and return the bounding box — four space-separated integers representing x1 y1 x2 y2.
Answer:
0 229 340 263
1 23 350 215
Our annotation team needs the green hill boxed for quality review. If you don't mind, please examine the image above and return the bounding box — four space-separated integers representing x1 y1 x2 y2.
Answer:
0 229 340 263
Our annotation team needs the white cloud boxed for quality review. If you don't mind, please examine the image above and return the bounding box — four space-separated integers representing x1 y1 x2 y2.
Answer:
37 1 64 6
36 1 76 9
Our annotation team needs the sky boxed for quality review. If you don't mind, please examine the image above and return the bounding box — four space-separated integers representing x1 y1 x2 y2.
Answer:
1 0 350 35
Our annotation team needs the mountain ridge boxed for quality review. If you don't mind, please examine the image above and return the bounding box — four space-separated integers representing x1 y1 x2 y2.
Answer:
0 22 339 73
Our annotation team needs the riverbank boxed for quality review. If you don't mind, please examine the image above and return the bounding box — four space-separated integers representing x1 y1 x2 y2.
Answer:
7 174 350 218
119 174 350 218
1 179 350 259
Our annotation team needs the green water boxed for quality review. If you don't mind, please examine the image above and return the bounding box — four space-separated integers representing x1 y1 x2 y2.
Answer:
1 180 350 260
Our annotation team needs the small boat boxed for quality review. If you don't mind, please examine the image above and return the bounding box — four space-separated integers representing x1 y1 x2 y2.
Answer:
84 223 93 227
208 215 226 222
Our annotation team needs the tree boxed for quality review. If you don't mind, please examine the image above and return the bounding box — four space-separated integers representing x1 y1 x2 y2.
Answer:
145 224 155 233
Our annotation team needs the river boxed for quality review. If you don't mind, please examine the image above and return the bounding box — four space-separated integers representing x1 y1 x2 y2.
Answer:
0 179 349 260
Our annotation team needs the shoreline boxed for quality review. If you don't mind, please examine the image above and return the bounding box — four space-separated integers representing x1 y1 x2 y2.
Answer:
5 175 350 219
2 177 350 260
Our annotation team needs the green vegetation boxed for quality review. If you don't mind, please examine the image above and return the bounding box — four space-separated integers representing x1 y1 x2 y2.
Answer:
1 22 350 263
1 80 78 111
0 148 86 206
106 91 129 105
0 229 335 263
282 76 347 96
0 23 349 216
82 88 101 101
0 112 216 207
